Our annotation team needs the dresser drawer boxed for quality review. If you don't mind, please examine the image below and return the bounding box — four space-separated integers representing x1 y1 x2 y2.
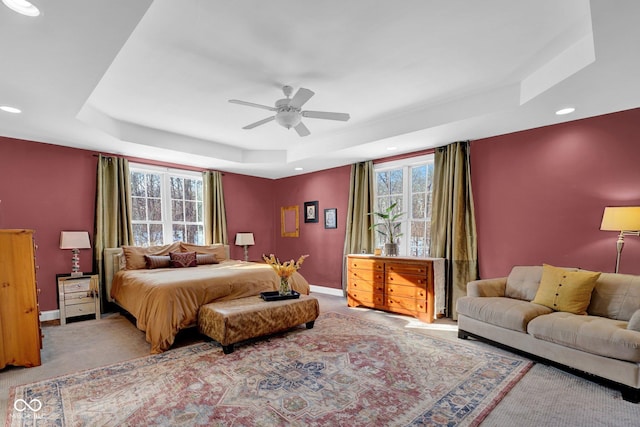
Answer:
387 296 429 313
348 268 384 283
386 295 416 312
348 290 385 306
387 283 428 299
65 302 96 317
63 278 91 293
348 280 384 293
386 271 428 287
348 258 384 272
64 291 95 305
386 262 430 276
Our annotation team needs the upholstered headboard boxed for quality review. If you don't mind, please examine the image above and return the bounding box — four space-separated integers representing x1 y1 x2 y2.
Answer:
103 245 231 303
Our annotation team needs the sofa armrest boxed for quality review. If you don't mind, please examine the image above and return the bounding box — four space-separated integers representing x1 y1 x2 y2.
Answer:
466 277 507 297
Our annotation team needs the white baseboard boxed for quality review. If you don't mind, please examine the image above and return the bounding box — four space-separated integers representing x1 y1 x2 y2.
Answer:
40 310 59 322
309 284 345 297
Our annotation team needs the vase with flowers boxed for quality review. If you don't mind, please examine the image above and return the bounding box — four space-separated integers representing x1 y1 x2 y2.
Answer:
263 253 309 295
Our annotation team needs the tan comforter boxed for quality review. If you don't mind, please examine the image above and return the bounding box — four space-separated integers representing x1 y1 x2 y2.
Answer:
111 260 310 354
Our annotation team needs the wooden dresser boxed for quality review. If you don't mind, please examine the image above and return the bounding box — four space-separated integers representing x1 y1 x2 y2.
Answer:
346 254 445 322
0 229 42 368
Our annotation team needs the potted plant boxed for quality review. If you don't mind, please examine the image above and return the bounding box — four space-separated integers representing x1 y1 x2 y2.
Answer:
369 201 404 256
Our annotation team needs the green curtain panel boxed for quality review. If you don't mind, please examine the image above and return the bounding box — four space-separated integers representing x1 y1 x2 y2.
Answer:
93 154 133 309
430 141 478 319
342 161 376 291
203 170 228 245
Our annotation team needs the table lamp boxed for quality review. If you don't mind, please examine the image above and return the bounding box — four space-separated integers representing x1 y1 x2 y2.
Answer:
60 231 92 276
235 232 255 262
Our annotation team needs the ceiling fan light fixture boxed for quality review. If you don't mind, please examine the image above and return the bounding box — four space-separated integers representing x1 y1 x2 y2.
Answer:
2 0 40 17
275 109 302 129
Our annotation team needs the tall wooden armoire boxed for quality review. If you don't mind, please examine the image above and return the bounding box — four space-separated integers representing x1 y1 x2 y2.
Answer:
0 229 42 368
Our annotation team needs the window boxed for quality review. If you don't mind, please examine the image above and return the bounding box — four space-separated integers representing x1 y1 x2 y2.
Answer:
373 154 434 256
130 164 204 247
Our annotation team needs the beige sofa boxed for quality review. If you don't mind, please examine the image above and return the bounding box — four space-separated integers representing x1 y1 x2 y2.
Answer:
456 265 640 402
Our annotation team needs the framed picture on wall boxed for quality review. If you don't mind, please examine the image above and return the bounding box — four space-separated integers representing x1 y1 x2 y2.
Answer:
304 201 319 223
324 208 337 229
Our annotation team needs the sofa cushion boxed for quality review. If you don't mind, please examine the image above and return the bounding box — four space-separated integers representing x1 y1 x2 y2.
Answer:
531 264 600 315
628 310 640 332
588 272 640 321
527 312 640 363
505 266 544 301
457 296 553 332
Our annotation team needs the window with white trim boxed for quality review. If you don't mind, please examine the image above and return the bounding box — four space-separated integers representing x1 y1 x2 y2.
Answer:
130 164 204 247
373 154 434 256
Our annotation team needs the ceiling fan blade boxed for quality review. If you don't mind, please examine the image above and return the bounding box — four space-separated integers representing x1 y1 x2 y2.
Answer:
288 88 314 109
229 99 276 111
242 116 275 129
302 110 350 121
294 121 310 137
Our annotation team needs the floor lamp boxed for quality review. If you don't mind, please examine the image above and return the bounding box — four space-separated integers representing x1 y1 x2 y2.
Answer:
600 207 640 273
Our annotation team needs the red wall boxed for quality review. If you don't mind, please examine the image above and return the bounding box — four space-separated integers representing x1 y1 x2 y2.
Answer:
222 172 276 261
0 138 97 310
4 106 640 311
471 108 640 278
273 166 351 289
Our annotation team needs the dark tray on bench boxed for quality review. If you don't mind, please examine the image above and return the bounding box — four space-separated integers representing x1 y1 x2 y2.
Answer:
260 291 301 301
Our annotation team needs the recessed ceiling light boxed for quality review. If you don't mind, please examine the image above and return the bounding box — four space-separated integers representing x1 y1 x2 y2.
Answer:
0 105 22 114
2 0 40 17
387 146 398 151
555 107 575 115
294 167 303 171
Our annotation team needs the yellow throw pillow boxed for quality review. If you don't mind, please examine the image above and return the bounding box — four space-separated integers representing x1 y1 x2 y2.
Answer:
532 264 601 315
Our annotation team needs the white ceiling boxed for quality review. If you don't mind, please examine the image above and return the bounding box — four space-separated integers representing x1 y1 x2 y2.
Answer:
1 0 639 179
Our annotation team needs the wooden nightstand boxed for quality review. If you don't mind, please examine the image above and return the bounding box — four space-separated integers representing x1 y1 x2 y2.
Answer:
57 273 101 325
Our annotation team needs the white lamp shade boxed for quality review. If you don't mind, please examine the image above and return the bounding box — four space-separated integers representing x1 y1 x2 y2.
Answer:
235 232 255 246
600 207 640 231
60 231 91 249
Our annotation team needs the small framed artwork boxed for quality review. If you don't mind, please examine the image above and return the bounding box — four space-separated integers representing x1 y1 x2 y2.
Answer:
304 201 319 223
324 208 337 229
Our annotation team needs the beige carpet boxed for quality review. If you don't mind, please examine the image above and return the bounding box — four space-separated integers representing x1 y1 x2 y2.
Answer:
2 293 639 426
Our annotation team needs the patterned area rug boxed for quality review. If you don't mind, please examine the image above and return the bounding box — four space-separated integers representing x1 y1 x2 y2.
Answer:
7 312 531 426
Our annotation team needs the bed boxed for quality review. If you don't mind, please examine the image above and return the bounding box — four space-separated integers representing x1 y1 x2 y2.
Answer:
104 243 310 354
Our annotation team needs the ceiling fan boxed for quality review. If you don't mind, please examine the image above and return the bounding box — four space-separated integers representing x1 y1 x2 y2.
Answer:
229 85 350 137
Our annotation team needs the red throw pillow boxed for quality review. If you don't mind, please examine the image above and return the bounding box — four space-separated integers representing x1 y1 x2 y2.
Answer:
169 251 197 268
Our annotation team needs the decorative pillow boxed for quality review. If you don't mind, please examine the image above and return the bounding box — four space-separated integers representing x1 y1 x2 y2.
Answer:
196 253 218 265
628 310 640 332
170 251 197 268
532 264 601 315
145 255 171 269
122 242 181 270
180 242 227 261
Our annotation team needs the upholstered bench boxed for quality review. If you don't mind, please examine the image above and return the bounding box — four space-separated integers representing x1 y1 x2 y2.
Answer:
198 294 320 354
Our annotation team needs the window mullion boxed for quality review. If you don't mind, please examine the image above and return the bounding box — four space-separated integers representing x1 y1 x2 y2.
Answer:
401 165 410 256
162 173 172 244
